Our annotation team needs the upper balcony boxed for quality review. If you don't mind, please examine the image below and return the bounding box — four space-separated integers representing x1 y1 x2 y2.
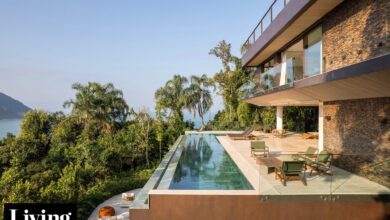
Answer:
241 53 390 106
241 0 343 67
241 56 317 105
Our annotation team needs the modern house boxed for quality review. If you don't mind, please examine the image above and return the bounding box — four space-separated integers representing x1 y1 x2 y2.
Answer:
241 0 389 187
130 0 390 219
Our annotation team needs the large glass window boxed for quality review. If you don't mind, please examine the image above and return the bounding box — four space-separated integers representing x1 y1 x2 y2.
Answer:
284 40 304 81
258 25 323 93
303 26 322 77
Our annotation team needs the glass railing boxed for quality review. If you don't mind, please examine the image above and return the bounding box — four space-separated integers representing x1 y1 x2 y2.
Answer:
242 0 290 55
241 57 296 99
257 153 390 201
240 73 262 99
261 62 283 91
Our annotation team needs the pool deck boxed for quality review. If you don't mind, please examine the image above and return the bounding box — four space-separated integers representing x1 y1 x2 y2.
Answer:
131 132 390 220
217 132 390 195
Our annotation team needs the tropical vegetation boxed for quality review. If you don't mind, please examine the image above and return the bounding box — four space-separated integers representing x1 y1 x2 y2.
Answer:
184 74 214 131
0 82 192 219
0 40 319 220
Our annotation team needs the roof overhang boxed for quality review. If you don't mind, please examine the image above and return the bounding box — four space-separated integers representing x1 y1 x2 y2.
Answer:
245 54 390 106
242 0 343 67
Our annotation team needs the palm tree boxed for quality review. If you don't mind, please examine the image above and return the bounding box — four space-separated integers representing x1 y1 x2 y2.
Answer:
154 75 188 119
63 82 129 133
185 75 214 131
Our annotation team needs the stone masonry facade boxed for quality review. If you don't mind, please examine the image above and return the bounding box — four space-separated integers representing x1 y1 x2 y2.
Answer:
323 97 390 187
321 0 390 187
322 0 390 72
324 97 390 154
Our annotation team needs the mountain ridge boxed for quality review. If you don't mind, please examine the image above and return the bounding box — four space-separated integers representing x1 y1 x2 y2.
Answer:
0 92 31 119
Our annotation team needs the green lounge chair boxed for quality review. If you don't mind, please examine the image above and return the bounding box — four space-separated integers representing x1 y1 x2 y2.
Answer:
292 146 318 161
305 150 332 175
250 141 269 157
275 161 306 186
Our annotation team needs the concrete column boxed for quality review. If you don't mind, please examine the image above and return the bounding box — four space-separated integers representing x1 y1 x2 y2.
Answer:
276 106 283 130
318 103 324 151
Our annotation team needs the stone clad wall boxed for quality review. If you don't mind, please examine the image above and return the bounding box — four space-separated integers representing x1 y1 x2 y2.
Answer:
323 97 390 187
322 0 390 72
324 97 390 154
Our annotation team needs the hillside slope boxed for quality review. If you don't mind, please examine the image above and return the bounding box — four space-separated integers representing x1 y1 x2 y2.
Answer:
0 92 30 119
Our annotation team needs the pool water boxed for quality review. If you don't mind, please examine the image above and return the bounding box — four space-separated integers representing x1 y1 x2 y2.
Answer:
169 134 253 190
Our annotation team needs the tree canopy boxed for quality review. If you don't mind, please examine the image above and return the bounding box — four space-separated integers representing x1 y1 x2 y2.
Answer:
209 40 253 123
154 75 188 119
0 82 192 219
64 82 129 133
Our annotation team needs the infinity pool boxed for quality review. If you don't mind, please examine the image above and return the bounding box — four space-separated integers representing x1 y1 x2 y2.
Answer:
169 134 253 190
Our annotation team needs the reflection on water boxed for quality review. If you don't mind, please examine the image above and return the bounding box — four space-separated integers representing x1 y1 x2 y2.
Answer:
170 134 253 190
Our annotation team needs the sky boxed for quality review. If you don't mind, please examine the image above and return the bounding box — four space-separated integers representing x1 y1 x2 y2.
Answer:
0 0 272 116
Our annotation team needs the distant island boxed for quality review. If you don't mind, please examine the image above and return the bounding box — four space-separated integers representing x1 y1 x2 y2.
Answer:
0 92 31 119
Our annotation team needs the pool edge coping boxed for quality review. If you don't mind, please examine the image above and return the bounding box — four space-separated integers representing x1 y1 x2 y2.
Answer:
131 135 185 209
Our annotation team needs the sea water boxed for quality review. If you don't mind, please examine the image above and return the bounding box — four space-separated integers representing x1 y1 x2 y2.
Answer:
0 118 22 138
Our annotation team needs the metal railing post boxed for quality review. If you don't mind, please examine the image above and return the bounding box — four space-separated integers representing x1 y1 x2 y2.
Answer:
261 22 263 34
243 0 287 55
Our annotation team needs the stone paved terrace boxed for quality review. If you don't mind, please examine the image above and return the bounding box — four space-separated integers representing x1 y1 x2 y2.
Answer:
217 132 390 196
250 131 318 154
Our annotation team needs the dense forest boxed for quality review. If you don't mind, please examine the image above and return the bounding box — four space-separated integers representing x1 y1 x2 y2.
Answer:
0 82 193 219
0 41 317 219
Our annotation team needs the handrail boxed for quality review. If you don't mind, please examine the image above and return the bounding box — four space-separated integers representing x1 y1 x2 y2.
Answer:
242 0 289 55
